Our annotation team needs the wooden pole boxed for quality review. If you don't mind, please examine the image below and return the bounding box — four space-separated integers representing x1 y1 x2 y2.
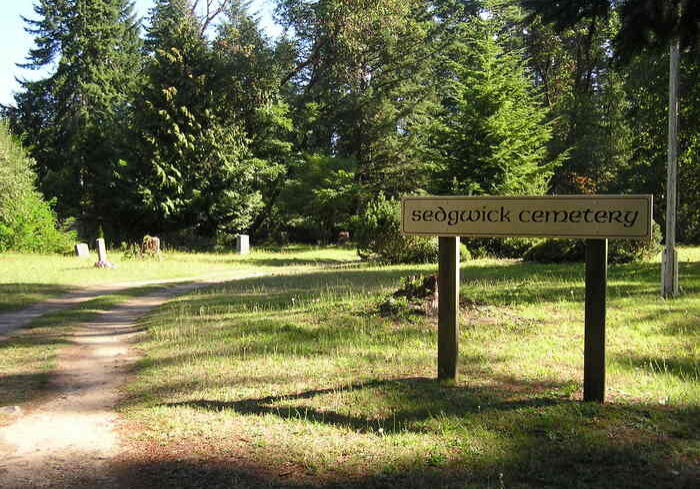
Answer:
438 237 460 381
662 38 680 298
584 239 607 403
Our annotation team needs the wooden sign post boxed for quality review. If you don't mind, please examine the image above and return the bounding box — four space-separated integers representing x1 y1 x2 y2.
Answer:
401 195 653 403
438 237 460 380
584 239 607 402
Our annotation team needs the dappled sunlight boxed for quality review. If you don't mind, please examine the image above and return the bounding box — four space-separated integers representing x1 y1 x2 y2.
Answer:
105 249 700 487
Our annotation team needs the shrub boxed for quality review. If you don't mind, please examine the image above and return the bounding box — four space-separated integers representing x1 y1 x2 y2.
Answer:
464 237 537 259
608 221 662 264
522 239 584 263
523 222 662 264
353 195 438 264
459 243 472 261
0 122 74 253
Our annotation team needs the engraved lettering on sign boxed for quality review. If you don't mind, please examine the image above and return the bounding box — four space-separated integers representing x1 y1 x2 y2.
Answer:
401 195 652 239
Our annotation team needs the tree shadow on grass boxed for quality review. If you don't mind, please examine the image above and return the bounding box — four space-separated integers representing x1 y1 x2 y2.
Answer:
107 261 700 489
612 353 699 382
6 440 691 489
123 381 699 489
163 376 567 435
0 283 72 313
0 288 167 410
191 255 363 269
0 372 69 413
177 260 697 323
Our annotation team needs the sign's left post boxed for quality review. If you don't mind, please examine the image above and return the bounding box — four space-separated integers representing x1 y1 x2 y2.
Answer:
438 236 460 381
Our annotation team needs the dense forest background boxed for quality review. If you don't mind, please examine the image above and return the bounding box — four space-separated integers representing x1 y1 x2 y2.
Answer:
2 0 699 250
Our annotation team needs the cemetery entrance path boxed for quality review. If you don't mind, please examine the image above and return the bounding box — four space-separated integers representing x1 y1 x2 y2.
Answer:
0 271 261 338
0 273 264 489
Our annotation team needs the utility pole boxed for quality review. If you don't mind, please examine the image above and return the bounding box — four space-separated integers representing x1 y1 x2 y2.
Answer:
662 38 680 298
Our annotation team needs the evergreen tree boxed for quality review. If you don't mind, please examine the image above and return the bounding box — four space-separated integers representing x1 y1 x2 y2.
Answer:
620 47 700 241
522 0 699 59
11 0 142 227
277 0 440 201
213 2 299 238
132 0 262 238
522 0 700 243
431 15 555 196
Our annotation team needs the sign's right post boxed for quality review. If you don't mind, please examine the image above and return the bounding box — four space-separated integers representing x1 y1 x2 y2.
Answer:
584 239 608 403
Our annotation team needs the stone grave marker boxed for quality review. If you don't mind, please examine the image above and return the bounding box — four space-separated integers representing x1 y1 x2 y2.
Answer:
96 238 108 262
74 243 90 258
237 234 250 255
141 236 161 256
94 238 116 268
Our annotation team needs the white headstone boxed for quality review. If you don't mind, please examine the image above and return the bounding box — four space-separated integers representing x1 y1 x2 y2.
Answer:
96 238 108 262
237 234 250 255
74 243 90 258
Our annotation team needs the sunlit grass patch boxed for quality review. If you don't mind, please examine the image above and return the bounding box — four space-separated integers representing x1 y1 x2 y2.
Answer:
120 247 699 487
0 246 359 312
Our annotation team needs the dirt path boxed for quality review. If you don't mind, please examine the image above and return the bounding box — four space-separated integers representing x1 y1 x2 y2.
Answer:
0 275 262 489
0 271 254 338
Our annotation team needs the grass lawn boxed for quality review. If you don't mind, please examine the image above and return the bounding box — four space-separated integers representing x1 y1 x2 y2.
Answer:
0 246 358 426
117 247 699 488
0 246 358 312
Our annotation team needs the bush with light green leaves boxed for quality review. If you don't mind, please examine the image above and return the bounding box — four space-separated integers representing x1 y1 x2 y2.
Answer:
0 122 74 253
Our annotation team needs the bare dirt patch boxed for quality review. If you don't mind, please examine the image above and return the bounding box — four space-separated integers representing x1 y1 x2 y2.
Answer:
0 276 262 489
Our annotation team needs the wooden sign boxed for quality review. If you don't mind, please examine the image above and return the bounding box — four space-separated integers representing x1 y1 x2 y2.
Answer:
404 194 654 404
402 195 652 239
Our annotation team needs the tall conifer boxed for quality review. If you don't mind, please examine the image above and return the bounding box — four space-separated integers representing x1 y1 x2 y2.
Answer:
431 15 555 196
133 0 261 237
12 0 142 225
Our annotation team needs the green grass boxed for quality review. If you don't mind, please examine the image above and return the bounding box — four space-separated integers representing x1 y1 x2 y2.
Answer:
118 247 699 488
0 246 359 312
0 246 358 427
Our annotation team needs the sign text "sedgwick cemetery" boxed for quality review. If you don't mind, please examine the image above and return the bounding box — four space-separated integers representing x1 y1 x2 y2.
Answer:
401 195 652 239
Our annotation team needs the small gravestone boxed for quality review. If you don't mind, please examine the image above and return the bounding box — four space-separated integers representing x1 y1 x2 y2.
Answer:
74 243 90 258
141 235 161 256
0 405 22 415
96 238 107 261
236 234 250 255
95 238 116 268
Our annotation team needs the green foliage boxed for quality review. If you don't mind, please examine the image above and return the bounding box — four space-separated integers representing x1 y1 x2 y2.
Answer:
11 0 142 222
459 243 472 261
523 1 700 245
522 0 699 59
465 237 538 259
522 239 584 263
353 195 438 264
278 0 440 200
523 223 661 264
431 15 556 197
131 0 266 238
0 123 74 253
276 154 359 243
7 0 700 247
608 221 663 264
